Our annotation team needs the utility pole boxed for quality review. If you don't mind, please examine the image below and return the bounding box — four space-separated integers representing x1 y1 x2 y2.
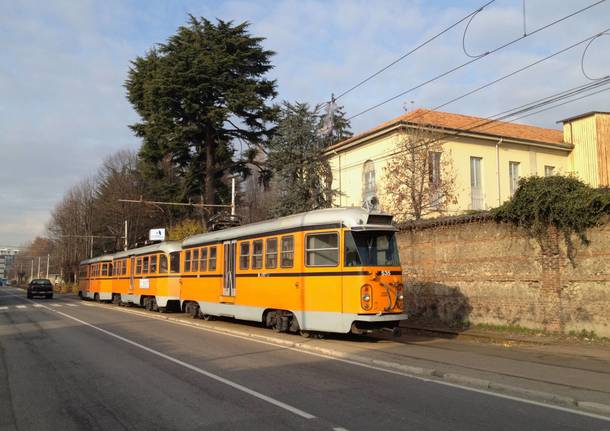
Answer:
46 254 50 279
231 177 236 216
30 260 33 282
124 220 128 251
37 256 41 278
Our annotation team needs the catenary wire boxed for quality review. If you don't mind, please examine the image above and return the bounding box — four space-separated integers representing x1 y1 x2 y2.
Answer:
347 0 606 121
334 0 496 100
386 28 610 132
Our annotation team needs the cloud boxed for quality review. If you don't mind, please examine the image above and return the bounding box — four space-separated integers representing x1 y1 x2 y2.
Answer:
1 0 609 244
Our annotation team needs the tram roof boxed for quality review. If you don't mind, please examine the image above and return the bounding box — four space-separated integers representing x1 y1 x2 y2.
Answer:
112 241 182 259
183 207 396 247
80 254 114 265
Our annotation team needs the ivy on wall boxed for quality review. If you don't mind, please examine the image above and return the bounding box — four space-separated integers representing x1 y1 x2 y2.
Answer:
491 176 610 261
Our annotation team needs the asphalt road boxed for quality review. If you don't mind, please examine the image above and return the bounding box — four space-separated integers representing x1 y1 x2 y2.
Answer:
0 287 608 431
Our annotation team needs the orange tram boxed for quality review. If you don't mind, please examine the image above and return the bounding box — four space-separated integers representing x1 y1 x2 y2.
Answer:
79 208 407 336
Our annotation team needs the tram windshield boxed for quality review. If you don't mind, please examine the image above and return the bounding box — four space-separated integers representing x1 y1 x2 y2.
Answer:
344 231 400 267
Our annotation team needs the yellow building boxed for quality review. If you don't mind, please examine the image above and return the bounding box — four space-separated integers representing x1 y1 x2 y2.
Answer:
324 109 610 217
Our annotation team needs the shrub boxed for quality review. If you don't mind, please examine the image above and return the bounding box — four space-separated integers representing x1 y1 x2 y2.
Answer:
491 175 610 261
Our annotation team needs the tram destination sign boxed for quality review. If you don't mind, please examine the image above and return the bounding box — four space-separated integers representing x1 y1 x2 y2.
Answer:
149 228 166 241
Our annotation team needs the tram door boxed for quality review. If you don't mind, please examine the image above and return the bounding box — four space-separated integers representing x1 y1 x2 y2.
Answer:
129 256 135 292
223 241 237 297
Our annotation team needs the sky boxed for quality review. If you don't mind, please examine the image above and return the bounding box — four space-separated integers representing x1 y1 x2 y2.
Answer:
1 0 609 246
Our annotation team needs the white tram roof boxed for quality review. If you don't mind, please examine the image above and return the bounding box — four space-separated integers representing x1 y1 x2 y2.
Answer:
80 254 114 265
112 241 182 259
183 207 396 247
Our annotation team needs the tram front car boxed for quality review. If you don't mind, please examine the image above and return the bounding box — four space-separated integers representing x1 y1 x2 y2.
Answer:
342 211 407 335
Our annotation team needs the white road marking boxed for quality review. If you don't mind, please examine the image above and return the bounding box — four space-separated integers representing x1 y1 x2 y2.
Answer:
0 306 8 310
66 303 78 307
33 304 43 308
90 301 610 423
333 428 350 431
39 304 316 421
51 304 62 307
16 305 26 309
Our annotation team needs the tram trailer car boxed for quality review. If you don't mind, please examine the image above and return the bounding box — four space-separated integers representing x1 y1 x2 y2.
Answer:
111 242 182 310
180 207 407 336
79 254 114 301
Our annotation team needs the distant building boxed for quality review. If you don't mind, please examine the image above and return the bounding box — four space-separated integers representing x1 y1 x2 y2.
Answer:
0 248 19 280
324 109 610 216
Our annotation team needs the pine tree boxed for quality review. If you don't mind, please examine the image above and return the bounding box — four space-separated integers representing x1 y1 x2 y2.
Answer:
125 16 277 225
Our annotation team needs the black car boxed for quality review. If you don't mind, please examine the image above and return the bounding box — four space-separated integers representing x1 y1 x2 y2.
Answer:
27 279 54 299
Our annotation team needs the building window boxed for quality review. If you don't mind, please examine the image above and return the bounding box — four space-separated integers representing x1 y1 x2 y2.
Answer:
281 235 294 268
509 161 520 196
470 156 485 210
306 232 339 267
362 160 377 208
428 152 442 209
544 165 555 176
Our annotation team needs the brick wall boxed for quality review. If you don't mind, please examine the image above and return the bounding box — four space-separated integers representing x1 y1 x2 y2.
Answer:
397 216 610 337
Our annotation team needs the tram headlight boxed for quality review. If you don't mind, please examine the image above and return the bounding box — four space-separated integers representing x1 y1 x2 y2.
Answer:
396 284 405 310
361 284 373 311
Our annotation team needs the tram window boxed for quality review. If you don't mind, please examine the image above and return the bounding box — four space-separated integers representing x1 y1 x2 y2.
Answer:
240 242 250 270
150 255 158 274
122 259 127 275
160 255 168 273
101 264 108 277
143 256 149 274
109 263 114 276
184 250 191 272
192 249 199 272
306 232 339 267
252 240 263 269
200 248 208 272
281 236 294 268
170 252 180 273
209 246 217 271
136 258 142 275
265 238 278 269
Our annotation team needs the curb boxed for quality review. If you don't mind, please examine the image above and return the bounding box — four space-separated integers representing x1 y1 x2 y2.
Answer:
401 324 553 346
86 301 610 418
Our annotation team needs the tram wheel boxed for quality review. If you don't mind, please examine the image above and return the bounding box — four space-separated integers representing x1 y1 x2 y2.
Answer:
299 330 312 338
188 303 200 318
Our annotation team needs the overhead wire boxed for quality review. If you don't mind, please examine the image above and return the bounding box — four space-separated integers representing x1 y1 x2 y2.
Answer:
347 0 606 121
334 0 497 101
384 28 610 131
581 31 610 80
